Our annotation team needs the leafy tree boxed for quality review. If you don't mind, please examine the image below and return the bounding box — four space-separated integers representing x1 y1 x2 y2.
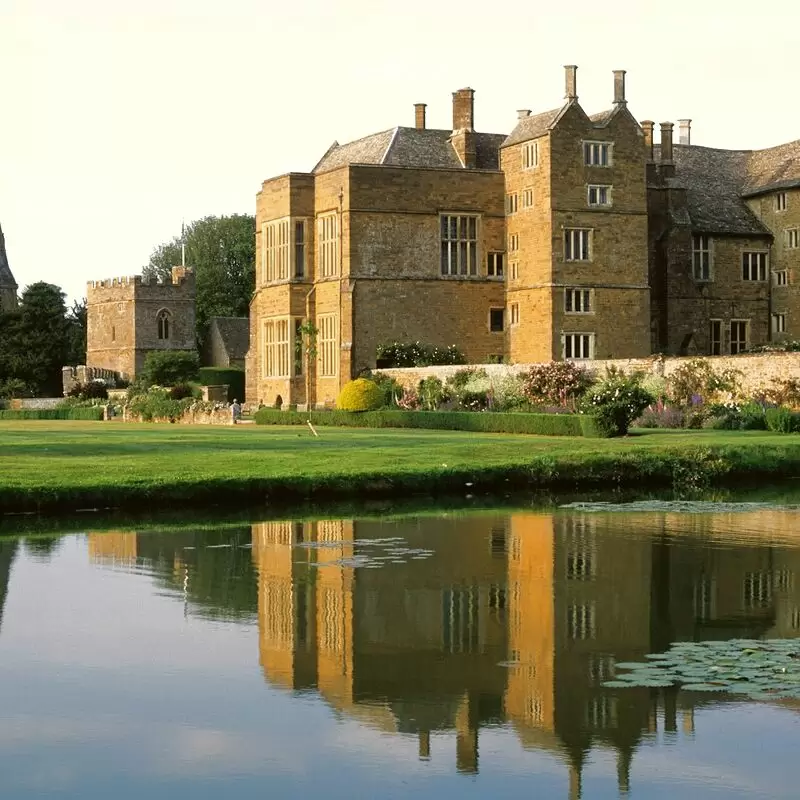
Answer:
144 215 255 346
139 350 200 387
66 298 87 366
0 283 70 396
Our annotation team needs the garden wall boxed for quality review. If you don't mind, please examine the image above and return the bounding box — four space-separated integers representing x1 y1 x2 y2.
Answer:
377 353 800 396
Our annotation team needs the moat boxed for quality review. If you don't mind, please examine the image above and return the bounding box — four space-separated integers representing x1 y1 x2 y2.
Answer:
1 500 799 798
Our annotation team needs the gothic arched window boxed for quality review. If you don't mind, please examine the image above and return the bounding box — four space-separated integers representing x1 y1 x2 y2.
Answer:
157 309 172 341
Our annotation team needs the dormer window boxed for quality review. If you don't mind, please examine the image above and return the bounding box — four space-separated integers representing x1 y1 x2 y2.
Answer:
157 309 171 340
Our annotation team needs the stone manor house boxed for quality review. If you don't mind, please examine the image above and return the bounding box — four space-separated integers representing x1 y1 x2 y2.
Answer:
246 65 800 407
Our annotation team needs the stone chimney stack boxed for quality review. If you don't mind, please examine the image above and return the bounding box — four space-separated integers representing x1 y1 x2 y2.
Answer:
450 88 476 168
613 70 627 105
517 109 531 119
678 119 692 145
660 122 675 178
660 122 674 163
564 65 578 101
452 88 475 131
414 103 427 130
641 121 655 161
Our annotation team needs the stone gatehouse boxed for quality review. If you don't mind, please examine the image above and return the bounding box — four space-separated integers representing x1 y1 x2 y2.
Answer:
85 266 196 381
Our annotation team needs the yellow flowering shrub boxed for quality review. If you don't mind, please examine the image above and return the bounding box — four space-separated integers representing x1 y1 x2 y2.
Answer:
336 378 383 412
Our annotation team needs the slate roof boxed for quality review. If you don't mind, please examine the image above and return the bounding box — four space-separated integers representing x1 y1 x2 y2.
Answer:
313 127 506 173
0 224 17 291
210 316 250 361
743 139 800 196
501 107 563 147
654 144 771 236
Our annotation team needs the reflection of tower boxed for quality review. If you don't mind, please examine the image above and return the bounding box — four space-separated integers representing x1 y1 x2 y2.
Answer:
252 521 317 691
315 520 356 706
87 532 138 565
0 539 19 635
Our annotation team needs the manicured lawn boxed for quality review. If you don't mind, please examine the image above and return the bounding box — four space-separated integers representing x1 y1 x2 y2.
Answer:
1 421 799 512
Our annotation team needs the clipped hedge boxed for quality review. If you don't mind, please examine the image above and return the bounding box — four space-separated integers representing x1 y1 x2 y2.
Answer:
197 367 245 402
254 408 582 436
0 407 104 421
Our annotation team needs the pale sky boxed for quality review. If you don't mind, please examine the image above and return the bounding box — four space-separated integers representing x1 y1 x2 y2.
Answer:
1 0 798 303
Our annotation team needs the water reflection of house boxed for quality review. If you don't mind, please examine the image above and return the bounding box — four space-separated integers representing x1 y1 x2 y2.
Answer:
87 532 138 565
252 510 800 797
252 516 509 773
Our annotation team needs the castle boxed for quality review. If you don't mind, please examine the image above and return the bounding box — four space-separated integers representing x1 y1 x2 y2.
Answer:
0 224 18 313
247 65 800 407
85 266 196 380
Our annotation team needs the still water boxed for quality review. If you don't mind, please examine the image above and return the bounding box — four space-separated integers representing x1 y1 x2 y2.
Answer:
1 504 799 798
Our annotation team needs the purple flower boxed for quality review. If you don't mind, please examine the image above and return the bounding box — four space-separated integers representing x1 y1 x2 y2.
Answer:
691 393 704 407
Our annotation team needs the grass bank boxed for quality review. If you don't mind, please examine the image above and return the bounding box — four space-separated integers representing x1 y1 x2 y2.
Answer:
2 421 800 514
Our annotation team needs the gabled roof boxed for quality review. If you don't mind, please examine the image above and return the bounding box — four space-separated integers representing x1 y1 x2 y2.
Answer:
0 224 17 291
502 107 563 147
656 144 771 236
313 127 506 173
210 316 249 361
589 108 617 126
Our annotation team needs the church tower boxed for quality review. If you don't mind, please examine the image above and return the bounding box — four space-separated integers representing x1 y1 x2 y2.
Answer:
0 223 19 312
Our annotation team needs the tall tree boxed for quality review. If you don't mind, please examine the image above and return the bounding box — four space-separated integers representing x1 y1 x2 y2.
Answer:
144 215 255 346
66 298 88 366
0 283 71 396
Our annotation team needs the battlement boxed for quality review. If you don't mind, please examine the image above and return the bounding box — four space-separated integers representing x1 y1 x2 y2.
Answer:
88 267 195 291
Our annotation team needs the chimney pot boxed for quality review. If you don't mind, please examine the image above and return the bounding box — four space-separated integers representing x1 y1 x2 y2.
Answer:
678 118 692 145
414 103 427 130
641 120 655 161
517 109 531 119
564 65 578 102
613 70 627 105
660 122 674 164
452 88 475 131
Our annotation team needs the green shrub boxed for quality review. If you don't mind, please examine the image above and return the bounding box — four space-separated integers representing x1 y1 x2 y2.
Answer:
765 407 800 433
0 378 31 399
579 415 616 438
364 371 403 408
197 367 245 402
67 381 109 400
336 378 384 412
446 368 487 392
417 376 449 411
169 383 199 401
581 374 654 437
127 387 190 422
141 351 199 388
666 359 741 408
0 407 104 420
254 408 582 436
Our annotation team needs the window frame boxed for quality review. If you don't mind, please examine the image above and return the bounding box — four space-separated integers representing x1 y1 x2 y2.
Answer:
786 228 800 249
510 303 520 325
692 234 712 281
587 184 612 207
772 312 787 334
521 188 534 209
583 140 613 167
506 193 518 214
317 212 340 279
562 332 595 360
730 319 749 355
261 316 292 378
742 250 769 282
563 228 592 262
776 192 788 212
489 307 505 333
440 213 479 277
774 269 788 287
564 288 593 314
521 141 539 170
156 308 172 341
510 261 519 280
486 251 505 278
709 319 722 356
318 313 338 377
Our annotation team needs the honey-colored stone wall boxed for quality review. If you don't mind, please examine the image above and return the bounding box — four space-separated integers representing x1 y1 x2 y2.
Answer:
378 352 800 398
